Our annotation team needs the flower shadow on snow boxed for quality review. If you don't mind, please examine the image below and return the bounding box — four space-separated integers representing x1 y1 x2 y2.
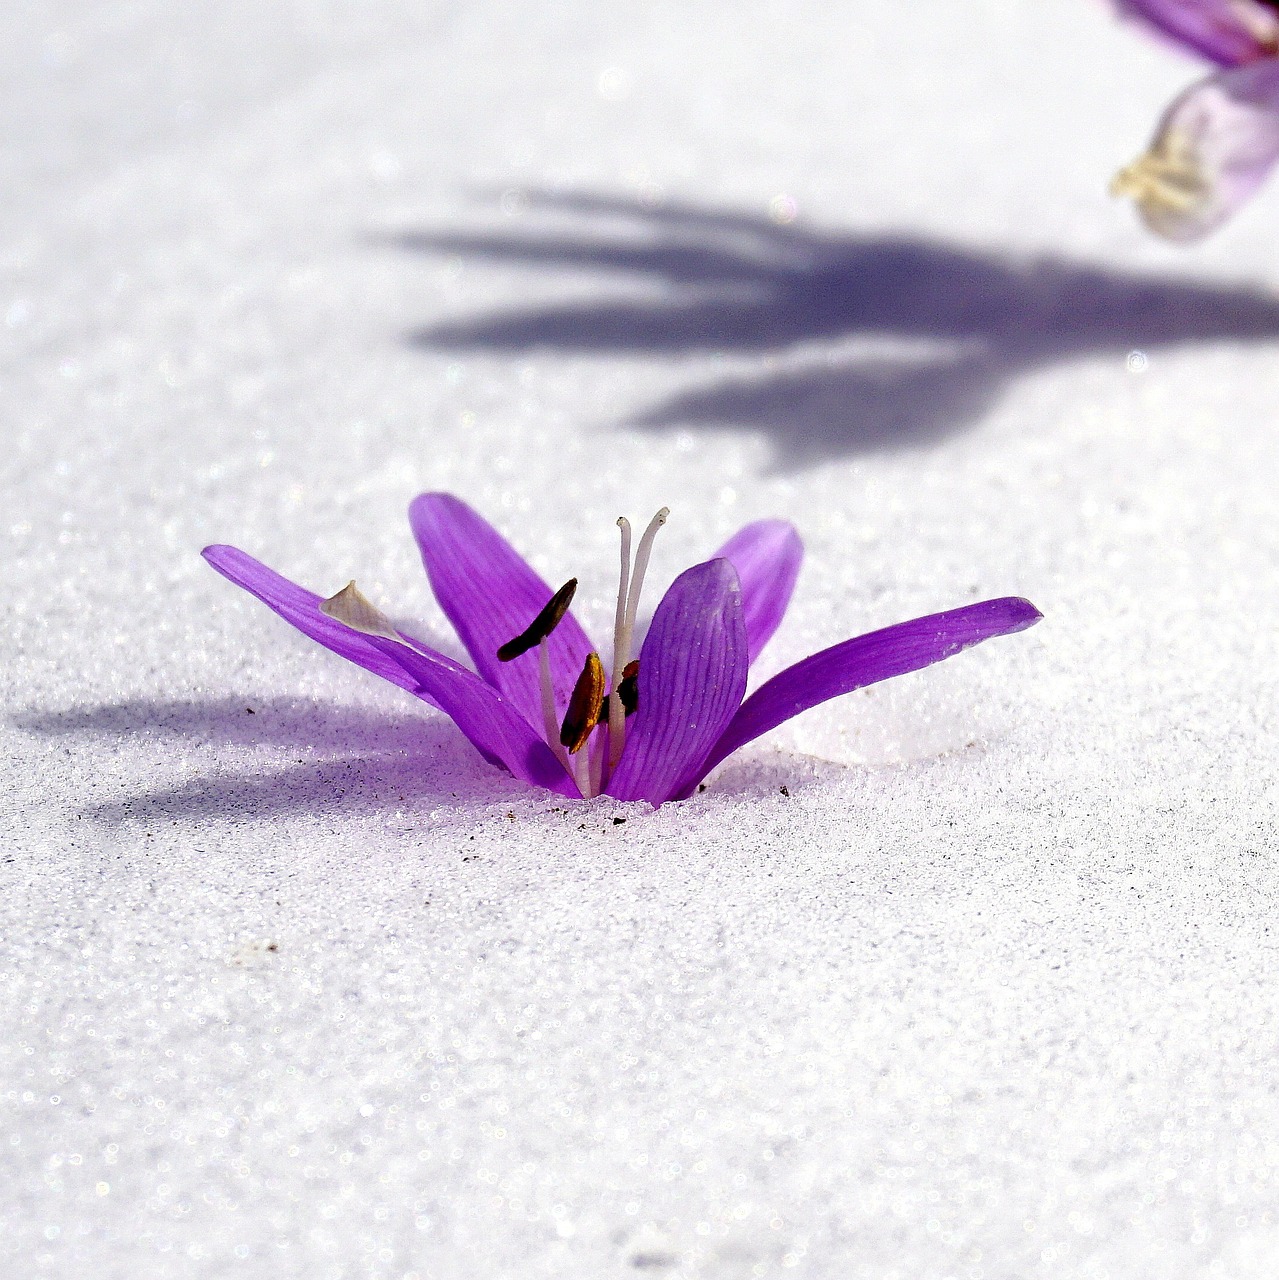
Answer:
396 191 1279 466
17 696 508 823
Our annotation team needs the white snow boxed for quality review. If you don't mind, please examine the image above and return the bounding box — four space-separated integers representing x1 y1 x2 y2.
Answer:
4 1 1279 1276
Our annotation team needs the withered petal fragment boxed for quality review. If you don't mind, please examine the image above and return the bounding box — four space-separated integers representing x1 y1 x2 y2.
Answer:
318 581 402 640
497 578 578 661
560 651 605 753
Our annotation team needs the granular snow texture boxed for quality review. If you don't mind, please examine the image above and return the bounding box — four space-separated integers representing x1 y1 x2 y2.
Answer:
3 2 1279 1277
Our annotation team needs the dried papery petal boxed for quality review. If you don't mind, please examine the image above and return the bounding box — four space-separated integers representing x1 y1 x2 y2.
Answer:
203 546 450 700
319 581 402 640
1113 60 1279 240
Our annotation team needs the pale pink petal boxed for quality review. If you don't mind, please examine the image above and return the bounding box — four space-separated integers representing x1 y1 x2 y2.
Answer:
1114 60 1279 240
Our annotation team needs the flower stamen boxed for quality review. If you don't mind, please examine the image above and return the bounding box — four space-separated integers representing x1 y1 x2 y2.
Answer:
560 652 605 756
536 639 569 773
615 660 639 715
497 578 578 661
497 579 580 776
1111 128 1210 223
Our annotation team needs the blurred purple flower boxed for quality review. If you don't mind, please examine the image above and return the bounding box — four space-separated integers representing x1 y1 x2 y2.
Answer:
1113 1 1279 239
203 495 1040 805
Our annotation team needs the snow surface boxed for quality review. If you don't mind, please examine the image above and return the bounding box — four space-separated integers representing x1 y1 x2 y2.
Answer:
4 1 1279 1276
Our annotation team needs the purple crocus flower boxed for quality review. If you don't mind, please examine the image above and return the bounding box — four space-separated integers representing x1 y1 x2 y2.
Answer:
202 495 1041 805
1112 1 1279 239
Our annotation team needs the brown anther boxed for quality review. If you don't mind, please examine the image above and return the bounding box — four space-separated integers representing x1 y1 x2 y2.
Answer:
560 651 605 754
613 659 640 717
497 578 578 661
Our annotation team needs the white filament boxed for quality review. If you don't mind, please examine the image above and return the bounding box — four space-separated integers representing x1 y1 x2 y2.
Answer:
588 731 604 798
537 639 571 774
572 744 593 799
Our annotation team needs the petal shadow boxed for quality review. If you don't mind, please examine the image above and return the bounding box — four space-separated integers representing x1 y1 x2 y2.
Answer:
16 695 435 753
87 748 494 825
14 696 523 823
392 191 1279 464
636 351 1005 464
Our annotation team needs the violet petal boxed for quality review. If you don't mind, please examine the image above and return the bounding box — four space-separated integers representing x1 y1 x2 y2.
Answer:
677 596 1042 796
409 493 596 732
354 633 579 796
203 544 452 701
606 558 749 805
1114 0 1278 68
202 544 575 795
1116 60 1279 241
714 519 803 664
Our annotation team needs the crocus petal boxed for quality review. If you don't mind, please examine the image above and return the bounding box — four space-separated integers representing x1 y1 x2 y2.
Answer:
351 633 578 796
202 544 575 795
1114 0 1279 68
203 545 451 698
714 519 803 664
677 596 1042 796
606 558 748 805
1113 60 1279 240
409 493 596 733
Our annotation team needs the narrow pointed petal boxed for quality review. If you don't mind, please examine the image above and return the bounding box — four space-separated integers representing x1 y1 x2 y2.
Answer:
352 633 578 796
202 545 575 795
1113 1 1279 68
203 545 453 697
678 596 1042 796
606 559 748 805
409 493 596 731
714 519 803 664
1113 61 1279 241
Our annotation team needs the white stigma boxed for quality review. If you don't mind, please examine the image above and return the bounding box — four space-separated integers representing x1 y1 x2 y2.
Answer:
608 506 669 768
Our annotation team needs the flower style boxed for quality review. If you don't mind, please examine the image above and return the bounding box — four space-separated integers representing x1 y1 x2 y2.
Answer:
1112 1 1279 239
203 495 1041 805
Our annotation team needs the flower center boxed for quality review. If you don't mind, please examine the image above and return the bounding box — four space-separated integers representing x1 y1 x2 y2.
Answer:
1111 128 1209 222
496 507 668 799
